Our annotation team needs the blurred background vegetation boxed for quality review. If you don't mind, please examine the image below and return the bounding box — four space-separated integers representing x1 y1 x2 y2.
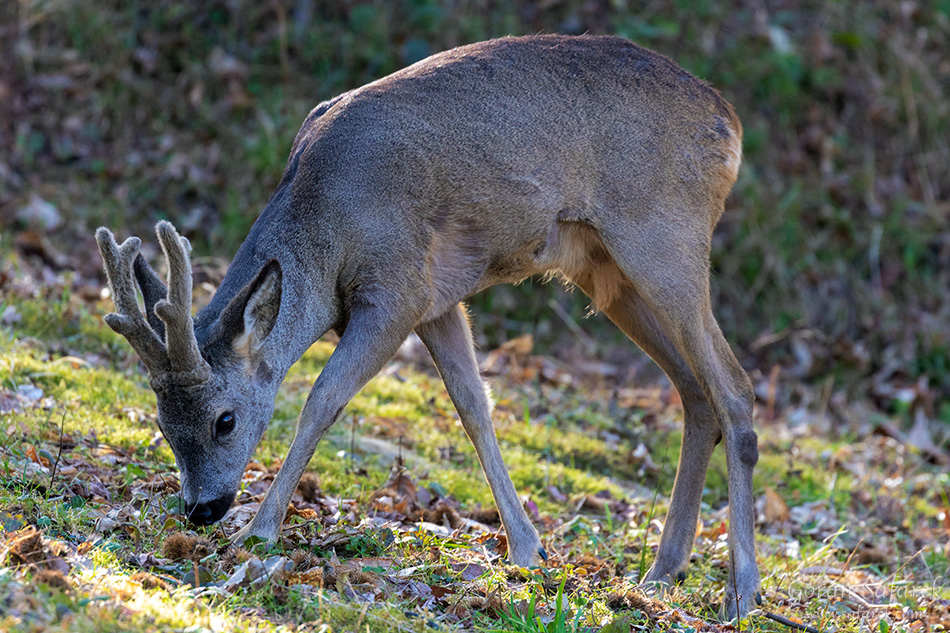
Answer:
1 0 948 426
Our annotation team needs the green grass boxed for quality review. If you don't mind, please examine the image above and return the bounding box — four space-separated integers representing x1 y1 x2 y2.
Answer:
1 290 948 631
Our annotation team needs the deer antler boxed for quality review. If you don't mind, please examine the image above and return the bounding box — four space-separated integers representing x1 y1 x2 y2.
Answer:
95 228 170 375
95 222 211 384
153 221 209 377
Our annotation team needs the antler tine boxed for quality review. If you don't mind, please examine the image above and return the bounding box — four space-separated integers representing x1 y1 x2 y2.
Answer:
153 221 210 377
133 253 168 340
95 227 170 374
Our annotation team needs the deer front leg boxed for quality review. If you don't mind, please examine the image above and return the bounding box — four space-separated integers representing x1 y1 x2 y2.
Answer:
416 305 544 567
232 299 423 545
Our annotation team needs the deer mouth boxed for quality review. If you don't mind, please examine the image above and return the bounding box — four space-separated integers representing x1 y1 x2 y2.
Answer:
185 493 235 526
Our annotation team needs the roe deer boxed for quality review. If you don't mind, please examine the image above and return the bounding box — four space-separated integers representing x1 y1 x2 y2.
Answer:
96 34 759 618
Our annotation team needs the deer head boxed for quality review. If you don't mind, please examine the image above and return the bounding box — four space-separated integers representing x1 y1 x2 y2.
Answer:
96 221 283 525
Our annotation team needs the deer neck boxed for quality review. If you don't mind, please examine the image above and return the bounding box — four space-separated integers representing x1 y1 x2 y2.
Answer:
195 199 342 381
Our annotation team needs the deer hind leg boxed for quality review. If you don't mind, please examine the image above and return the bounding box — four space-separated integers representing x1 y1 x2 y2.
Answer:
416 304 544 567
573 280 721 586
595 215 760 620
563 224 720 586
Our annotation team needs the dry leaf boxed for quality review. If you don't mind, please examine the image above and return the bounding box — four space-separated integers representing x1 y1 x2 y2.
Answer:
763 487 790 523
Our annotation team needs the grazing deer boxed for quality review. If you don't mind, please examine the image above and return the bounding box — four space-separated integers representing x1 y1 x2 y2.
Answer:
96 34 759 618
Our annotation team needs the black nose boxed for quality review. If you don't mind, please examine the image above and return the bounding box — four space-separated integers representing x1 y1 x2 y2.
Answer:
185 494 234 526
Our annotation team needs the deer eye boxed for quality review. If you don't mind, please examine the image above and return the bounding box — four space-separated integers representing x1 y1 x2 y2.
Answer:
215 411 236 436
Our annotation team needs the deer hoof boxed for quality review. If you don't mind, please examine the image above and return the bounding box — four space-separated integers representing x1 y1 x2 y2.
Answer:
507 536 545 567
718 562 761 622
718 584 761 622
230 521 278 546
641 563 680 588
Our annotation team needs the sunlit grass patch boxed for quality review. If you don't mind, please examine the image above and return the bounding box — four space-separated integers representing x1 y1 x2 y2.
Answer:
1 293 120 355
3 563 280 633
0 347 161 457
2 289 950 632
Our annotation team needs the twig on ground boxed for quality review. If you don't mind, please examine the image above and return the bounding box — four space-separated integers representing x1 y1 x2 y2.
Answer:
764 611 824 633
48 407 67 493
353 601 370 631
831 582 901 610
732 554 742 632
348 414 356 473
799 565 845 576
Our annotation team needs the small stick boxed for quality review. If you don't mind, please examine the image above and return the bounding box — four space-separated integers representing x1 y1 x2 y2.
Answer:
732 554 742 633
187 487 202 523
348 414 357 472
353 600 370 632
547 298 596 353
763 612 824 633
48 407 68 494
831 582 901 610
765 364 780 421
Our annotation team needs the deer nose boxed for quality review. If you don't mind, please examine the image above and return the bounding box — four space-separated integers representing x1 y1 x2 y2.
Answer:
185 494 234 526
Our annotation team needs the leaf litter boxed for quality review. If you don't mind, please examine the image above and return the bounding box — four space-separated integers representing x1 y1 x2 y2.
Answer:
0 297 949 630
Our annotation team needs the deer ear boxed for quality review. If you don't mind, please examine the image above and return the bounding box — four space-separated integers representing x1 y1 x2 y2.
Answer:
217 260 282 366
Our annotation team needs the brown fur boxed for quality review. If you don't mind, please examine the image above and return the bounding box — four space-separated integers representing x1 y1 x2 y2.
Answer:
97 35 757 620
